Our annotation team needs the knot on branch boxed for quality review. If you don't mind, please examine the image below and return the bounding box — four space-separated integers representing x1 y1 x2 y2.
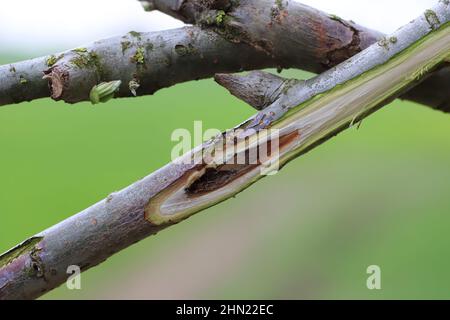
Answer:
43 67 69 100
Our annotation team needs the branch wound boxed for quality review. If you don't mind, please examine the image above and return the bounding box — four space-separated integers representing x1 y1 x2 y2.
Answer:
43 67 69 100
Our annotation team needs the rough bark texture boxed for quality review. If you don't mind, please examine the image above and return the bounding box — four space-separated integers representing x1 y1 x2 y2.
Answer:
0 0 448 112
149 0 450 112
1 1 449 300
149 0 381 70
3 27 275 105
215 71 290 110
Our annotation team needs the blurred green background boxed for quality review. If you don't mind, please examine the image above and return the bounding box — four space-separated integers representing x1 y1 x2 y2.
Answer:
1 53 450 300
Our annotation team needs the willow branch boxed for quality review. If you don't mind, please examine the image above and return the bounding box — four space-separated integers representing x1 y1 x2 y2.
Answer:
1 1 449 300
0 0 449 112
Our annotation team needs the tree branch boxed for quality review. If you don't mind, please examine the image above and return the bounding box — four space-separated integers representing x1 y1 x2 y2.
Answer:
146 0 382 70
1 1 449 300
0 0 449 112
147 0 450 112
0 27 276 105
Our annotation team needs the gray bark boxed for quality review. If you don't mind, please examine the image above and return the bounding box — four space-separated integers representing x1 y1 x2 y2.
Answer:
0 0 447 112
0 27 273 105
1 0 449 300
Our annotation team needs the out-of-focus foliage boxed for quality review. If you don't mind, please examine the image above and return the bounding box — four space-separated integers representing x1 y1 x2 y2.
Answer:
1 56 449 299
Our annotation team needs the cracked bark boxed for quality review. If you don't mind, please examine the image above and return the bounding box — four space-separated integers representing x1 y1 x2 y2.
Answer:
215 71 289 110
0 0 448 112
148 0 450 112
1 27 274 105
147 0 379 69
1 1 450 300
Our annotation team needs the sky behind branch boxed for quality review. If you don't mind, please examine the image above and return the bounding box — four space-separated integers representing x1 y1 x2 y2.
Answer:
0 0 436 54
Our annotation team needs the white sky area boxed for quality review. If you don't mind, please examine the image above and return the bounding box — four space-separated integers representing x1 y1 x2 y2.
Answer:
0 0 437 54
